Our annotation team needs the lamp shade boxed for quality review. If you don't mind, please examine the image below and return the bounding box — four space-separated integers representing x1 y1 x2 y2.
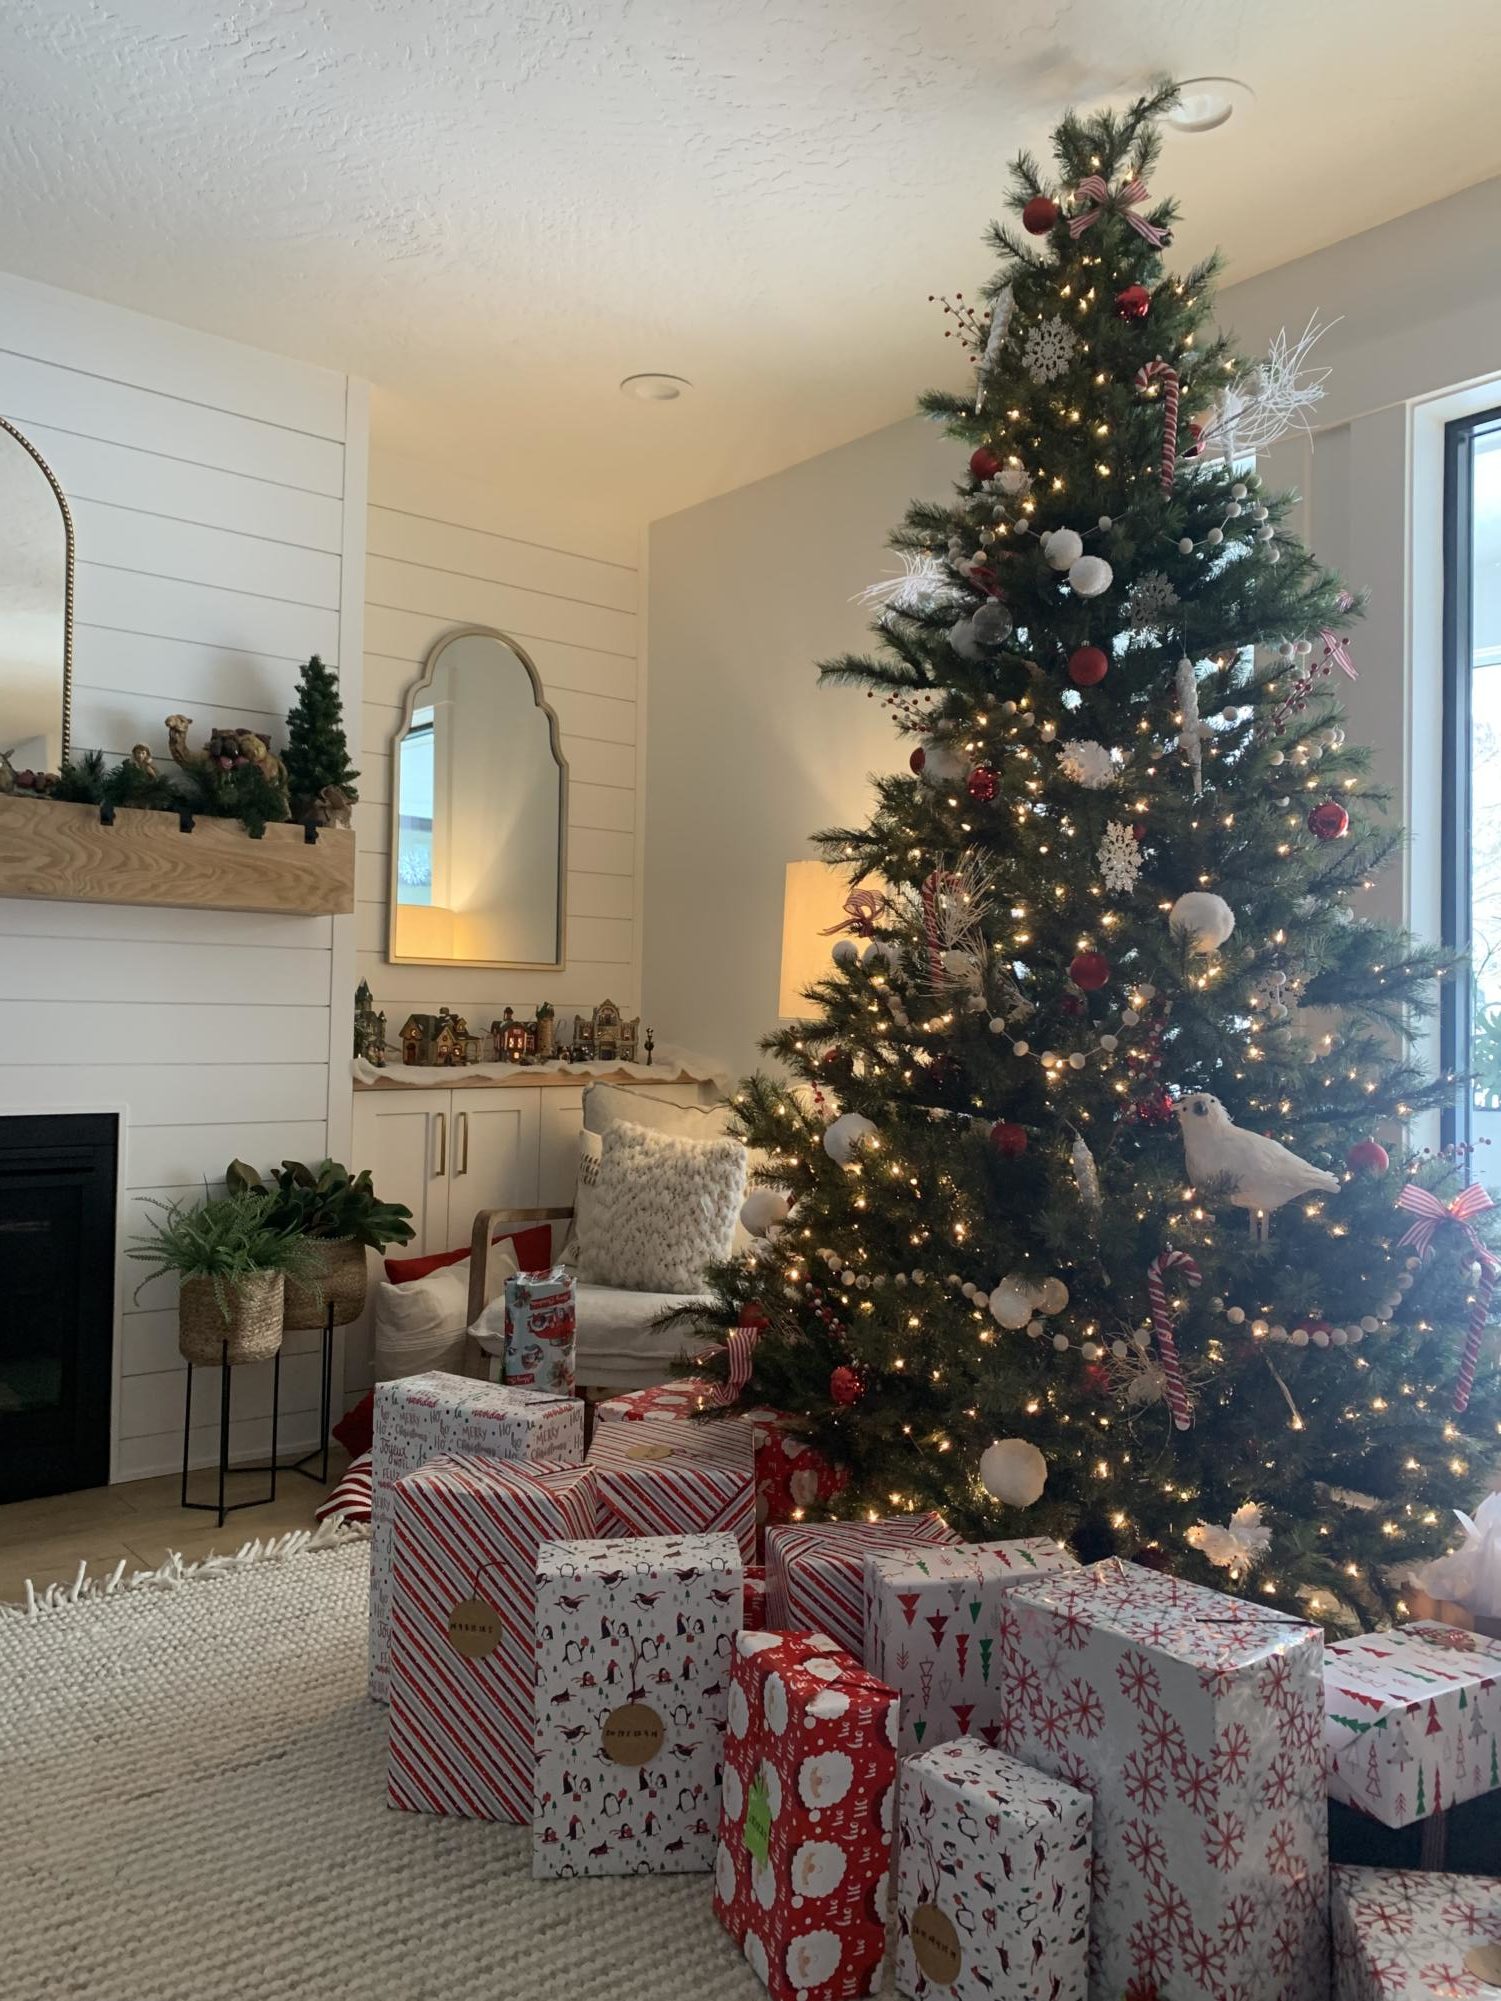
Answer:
778 859 877 1018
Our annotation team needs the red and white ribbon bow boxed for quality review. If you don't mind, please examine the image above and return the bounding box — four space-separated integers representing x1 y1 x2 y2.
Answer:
705 1307 766 1408
1396 1181 1500 1412
1068 174 1167 247
820 888 887 939
1319 630 1357 681
1146 1248 1200 1431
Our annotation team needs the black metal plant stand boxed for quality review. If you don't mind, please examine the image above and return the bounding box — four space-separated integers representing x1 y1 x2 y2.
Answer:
181 1343 281 1529
286 1303 335 1485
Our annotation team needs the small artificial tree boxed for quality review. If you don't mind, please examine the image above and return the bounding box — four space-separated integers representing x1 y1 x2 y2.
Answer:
283 653 359 819
684 84 1501 1631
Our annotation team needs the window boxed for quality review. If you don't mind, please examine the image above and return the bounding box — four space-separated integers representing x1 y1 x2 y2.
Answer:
1441 407 1501 1148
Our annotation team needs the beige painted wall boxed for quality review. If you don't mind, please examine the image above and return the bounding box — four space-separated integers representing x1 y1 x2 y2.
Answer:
642 173 1501 1080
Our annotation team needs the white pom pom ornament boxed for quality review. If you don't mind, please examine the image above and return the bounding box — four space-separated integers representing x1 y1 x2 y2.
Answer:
1068 555 1114 598
979 1438 1048 1508
1042 528 1084 571
830 938 860 968
1169 891 1236 953
823 1112 876 1165
912 739 968 787
739 1189 791 1238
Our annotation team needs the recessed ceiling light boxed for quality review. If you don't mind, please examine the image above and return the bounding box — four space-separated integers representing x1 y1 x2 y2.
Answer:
620 373 691 401
1165 77 1253 134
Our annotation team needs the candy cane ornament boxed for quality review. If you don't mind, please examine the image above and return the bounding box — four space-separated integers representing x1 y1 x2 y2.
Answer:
1146 1248 1201 1431
1135 360 1180 494
920 868 960 988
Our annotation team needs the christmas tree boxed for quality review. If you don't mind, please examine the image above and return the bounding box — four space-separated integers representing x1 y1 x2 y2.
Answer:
688 85 1501 1631
283 654 359 819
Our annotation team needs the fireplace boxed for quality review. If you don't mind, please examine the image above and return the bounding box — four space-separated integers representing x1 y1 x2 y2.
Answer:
0 1112 117 1503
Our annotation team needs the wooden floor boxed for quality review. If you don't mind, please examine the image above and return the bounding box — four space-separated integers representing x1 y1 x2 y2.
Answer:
0 1453 351 1604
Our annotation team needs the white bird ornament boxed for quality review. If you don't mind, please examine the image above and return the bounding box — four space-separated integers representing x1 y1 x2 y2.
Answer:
1176 1092 1339 1214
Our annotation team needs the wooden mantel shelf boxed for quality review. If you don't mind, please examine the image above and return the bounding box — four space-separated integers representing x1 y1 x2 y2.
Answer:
0 793 355 917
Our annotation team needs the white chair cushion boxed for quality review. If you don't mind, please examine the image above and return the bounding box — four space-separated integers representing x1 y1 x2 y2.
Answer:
574 1282 716 1391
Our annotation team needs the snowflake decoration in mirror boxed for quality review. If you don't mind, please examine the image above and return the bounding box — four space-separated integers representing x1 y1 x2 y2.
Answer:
1023 316 1076 384
1201 314 1338 460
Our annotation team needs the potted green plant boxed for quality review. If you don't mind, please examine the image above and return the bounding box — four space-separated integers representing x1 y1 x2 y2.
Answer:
128 1191 323 1365
226 1157 414 1330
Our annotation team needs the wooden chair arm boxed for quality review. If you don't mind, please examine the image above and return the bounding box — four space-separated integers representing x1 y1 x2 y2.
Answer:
462 1204 575 1375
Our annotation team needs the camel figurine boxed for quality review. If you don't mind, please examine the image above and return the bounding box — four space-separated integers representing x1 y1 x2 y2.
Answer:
164 715 288 803
164 715 210 772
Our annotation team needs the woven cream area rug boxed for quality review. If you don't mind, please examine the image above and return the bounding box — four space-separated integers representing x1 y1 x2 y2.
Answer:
1 1536 764 2001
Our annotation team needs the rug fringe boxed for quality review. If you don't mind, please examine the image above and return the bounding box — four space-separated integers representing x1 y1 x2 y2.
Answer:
3 1516 368 1625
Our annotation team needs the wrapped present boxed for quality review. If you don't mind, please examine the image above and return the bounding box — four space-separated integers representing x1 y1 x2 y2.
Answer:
744 1563 768 1633
714 1630 899 2001
369 1370 584 1702
503 1266 576 1397
387 1454 596 1822
1003 1559 1328 2001
595 1380 718 1422
532 1531 742 1876
895 1737 1091 2001
865 1539 1078 1757
586 1413 756 1561
1332 1865 1501 1999
1325 1620 1501 1829
765 1514 957 1660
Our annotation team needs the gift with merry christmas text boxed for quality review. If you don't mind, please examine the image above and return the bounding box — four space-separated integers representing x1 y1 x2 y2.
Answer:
864 1539 1077 1757
895 1736 1091 2001
585 1411 756 1561
531 1531 742 1877
1332 1864 1501 1999
1325 1620 1501 1829
1001 1558 1328 2001
764 1514 957 1660
387 1453 596 1822
368 1370 584 1702
714 1630 899 2001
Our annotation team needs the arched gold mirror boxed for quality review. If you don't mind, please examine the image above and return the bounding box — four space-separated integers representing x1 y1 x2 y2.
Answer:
388 625 567 969
0 416 75 773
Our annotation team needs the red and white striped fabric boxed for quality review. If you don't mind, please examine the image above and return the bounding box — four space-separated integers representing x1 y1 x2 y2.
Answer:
593 1380 717 1423
585 1413 756 1560
764 1513 957 1658
387 1454 596 1824
315 1450 372 1524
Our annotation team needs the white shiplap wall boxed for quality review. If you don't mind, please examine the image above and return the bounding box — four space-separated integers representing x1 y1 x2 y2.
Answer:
360 453 642 1025
0 269 367 1482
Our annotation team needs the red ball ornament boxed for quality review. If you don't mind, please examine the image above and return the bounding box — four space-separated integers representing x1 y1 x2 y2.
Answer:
988 1120 1028 1160
1069 950 1111 992
1129 1086 1176 1128
1067 644 1109 687
1307 799 1350 842
1346 1137 1390 1176
967 763 999 803
1114 283 1151 322
908 746 926 775
828 1365 864 1407
969 446 1001 482
1021 195 1059 236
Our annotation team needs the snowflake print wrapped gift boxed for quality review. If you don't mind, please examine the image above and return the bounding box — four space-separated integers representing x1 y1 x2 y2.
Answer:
531 1531 742 1877
714 1630 899 2001
1001 1558 1328 2001
895 1737 1091 2001
368 1371 584 1702
864 1538 1077 1757
1332 1865 1501 1999
1324 1621 1501 1829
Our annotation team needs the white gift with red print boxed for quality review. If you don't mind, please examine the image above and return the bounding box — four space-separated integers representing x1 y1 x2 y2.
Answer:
1332 1865 1501 1999
1000 1558 1328 2001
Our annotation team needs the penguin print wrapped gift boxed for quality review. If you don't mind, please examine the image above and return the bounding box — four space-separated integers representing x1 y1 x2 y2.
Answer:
864 1539 1077 1756
1324 1620 1501 1829
531 1532 742 1877
387 1454 596 1823
765 1514 958 1659
1332 1865 1501 2000
586 1412 756 1561
714 1630 900 2001
895 1738 1091 2001
1002 1560 1328 2001
369 1371 584 1702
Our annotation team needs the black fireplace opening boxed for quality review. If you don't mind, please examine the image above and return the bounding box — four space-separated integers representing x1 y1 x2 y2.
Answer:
0 1112 118 1504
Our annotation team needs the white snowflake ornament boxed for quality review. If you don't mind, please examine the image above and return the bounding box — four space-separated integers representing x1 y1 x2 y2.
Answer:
1127 571 1180 632
1098 820 1142 892
1058 740 1116 789
1023 316 1076 384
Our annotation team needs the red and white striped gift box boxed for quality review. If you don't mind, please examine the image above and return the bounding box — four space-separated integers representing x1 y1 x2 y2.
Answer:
764 1514 956 1659
585 1413 756 1560
388 1454 597 1824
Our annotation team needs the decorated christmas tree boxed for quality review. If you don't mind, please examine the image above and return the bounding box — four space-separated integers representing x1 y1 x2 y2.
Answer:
688 85 1501 1630
283 653 359 819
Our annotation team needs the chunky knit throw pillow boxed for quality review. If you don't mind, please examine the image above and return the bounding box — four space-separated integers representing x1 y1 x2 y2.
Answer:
580 1118 747 1293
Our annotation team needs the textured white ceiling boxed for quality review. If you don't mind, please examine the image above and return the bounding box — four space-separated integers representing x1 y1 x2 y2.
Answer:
3 1 1501 542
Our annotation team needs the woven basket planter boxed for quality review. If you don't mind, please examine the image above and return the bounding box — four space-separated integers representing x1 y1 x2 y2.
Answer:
178 1270 285 1366
284 1236 368 1331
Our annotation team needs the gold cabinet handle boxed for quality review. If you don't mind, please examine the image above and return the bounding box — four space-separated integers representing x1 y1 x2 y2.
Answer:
434 1111 446 1177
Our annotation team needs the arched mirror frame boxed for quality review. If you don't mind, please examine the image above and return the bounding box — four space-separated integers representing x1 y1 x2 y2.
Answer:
0 415 77 767
387 623 569 971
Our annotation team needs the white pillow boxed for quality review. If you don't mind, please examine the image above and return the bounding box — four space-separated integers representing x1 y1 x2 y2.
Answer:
581 1083 764 1254
580 1119 748 1294
372 1245 518 1381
